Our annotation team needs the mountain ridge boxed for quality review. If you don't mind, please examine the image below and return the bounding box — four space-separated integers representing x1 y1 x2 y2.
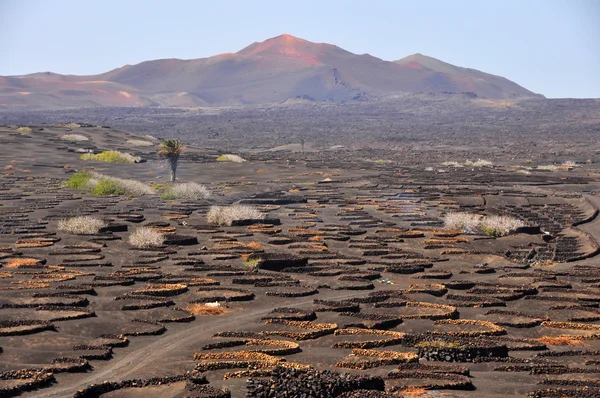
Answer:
0 34 544 110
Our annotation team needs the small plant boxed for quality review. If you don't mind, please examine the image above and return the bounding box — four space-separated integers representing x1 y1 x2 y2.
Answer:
16 126 32 133
374 159 385 165
161 182 210 200
58 216 107 235
442 161 463 167
244 257 261 268
158 139 182 182
126 139 154 147
62 134 89 142
246 241 263 250
206 205 264 226
415 340 461 349
216 154 246 163
80 151 141 163
472 159 493 168
128 227 165 248
58 123 80 128
536 165 558 171
6 258 43 268
400 387 428 397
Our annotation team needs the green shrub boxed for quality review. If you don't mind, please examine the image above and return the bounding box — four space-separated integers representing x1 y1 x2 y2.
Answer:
80 151 141 164
152 183 171 193
90 179 126 196
66 171 92 189
244 257 261 268
65 171 154 197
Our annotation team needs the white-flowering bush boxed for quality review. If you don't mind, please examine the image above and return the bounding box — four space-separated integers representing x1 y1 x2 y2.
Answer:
444 212 523 236
472 159 493 168
207 205 264 226
162 182 210 200
58 216 107 235
62 134 89 142
443 212 482 232
216 154 246 163
480 215 524 237
536 165 559 171
127 139 154 147
442 161 463 167
129 227 165 248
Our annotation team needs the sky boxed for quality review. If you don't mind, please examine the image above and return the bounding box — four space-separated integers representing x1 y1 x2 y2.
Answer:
1 0 599 98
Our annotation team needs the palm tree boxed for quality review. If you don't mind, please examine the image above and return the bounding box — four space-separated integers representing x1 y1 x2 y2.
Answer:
158 139 182 182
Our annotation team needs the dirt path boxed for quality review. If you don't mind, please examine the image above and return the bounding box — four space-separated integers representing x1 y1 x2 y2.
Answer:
30 291 363 398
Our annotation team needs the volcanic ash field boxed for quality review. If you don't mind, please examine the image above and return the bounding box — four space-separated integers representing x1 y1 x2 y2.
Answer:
1 124 600 397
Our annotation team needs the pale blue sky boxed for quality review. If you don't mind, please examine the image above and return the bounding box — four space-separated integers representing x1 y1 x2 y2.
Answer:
1 0 599 98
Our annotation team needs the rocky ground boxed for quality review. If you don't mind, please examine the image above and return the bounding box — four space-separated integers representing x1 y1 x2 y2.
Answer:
1 124 600 397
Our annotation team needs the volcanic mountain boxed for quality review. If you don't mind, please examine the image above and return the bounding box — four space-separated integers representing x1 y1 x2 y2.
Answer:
0 34 543 110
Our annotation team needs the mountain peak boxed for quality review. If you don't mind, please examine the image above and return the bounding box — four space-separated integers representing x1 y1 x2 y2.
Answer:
0 36 544 109
237 34 327 64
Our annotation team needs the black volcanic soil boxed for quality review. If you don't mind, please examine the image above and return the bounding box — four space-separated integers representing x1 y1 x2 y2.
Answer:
1 124 600 397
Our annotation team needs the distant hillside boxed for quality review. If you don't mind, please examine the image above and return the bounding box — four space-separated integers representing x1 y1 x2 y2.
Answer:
0 34 544 110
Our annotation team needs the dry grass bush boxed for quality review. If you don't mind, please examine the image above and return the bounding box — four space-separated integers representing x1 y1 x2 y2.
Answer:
162 182 210 200
128 227 165 248
207 205 264 226
246 242 263 250
516 169 532 175
186 303 226 316
444 212 523 237
58 216 107 235
6 258 44 268
126 139 154 147
61 134 89 142
464 159 493 167
536 165 559 171
15 239 55 248
216 154 246 163
537 336 586 346
401 387 429 397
